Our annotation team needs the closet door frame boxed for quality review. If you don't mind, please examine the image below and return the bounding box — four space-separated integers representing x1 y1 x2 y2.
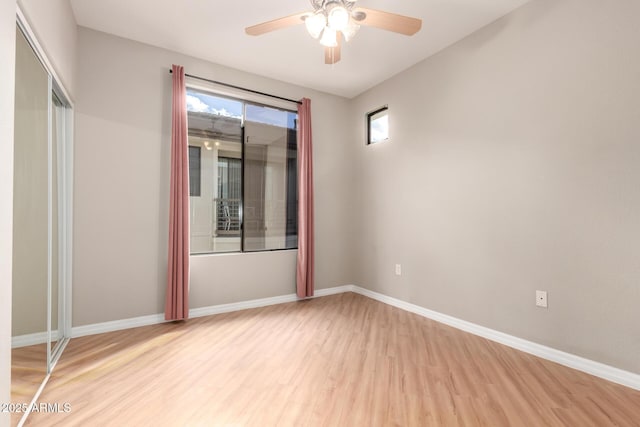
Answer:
16 7 74 373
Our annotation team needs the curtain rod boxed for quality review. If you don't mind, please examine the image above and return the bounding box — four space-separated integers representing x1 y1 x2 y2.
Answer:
169 69 302 105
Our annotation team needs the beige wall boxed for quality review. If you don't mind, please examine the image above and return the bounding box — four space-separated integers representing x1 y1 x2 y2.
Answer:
351 0 640 374
17 0 78 98
72 28 356 326
0 0 16 423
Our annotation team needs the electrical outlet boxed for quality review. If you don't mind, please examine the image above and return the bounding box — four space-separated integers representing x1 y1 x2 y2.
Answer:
536 290 548 308
395 264 402 276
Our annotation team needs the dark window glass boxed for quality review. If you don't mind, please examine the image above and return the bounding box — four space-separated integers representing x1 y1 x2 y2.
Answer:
243 103 298 252
188 146 201 197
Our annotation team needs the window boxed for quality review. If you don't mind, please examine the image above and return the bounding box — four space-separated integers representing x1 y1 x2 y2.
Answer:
187 88 298 254
367 106 389 145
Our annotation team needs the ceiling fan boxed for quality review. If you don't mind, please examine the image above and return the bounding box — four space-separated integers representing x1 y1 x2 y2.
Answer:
245 0 422 64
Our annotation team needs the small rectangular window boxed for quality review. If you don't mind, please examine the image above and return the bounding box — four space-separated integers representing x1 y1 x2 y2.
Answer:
367 106 389 145
188 145 201 197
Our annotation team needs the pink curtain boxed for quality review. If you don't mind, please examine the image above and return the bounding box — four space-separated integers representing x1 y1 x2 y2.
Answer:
165 64 190 320
296 98 314 298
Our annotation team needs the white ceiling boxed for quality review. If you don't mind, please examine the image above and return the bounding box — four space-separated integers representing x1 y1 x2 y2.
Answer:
69 0 531 98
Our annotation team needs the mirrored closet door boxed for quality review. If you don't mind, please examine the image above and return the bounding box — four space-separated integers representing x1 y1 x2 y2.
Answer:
11 22 72 425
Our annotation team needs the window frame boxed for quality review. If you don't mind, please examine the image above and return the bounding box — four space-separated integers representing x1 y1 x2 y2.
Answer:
366 105 389 145
186 86 299 256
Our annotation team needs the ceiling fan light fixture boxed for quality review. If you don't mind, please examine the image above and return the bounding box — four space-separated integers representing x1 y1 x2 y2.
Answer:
319 27 338 47
328 6 350 31
305 12 326 39
342 21 360 42
245 0 422 64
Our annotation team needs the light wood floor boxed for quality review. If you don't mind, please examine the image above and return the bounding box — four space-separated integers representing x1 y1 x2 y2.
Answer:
25 293 640 426
11 343 48 426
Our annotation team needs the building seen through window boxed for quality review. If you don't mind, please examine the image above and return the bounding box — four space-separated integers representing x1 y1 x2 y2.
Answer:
187 89 298 254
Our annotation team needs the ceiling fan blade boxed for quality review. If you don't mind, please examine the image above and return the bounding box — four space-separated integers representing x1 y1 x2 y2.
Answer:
353 8 422 36
245 12 309 36
324 45 341 64
324 32 342 64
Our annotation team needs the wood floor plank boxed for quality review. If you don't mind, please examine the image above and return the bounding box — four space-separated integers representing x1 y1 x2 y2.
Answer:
24 292 640 426
10 343 48 426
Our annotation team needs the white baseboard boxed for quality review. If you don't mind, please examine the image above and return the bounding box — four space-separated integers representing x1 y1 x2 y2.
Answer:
68 283 639 391
189 293 299 318
71 313 166 338
349 286 640 391
312 285 355 297
71 285 352 339
12 331 60 348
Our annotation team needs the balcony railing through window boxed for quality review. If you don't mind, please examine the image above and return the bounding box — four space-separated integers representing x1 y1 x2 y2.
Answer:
215 198 241 236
